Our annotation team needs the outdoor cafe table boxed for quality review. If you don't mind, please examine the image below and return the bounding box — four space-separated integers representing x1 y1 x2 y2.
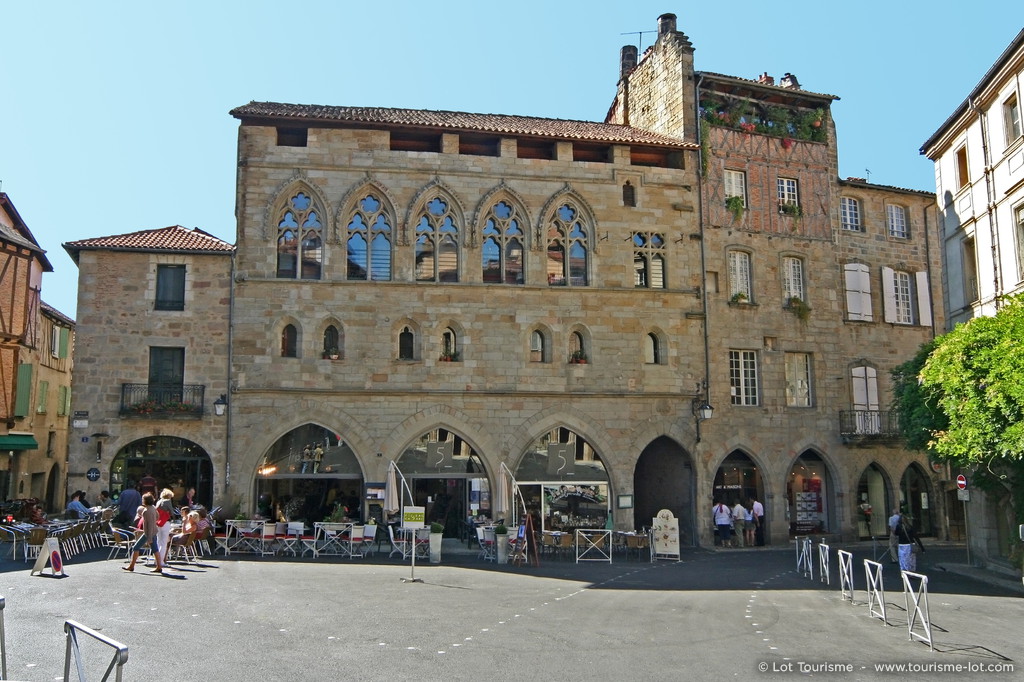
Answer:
312 522 355 558
224 519 265 555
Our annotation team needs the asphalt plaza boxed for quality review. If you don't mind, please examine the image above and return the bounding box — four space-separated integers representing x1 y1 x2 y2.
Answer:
1 541 1020 681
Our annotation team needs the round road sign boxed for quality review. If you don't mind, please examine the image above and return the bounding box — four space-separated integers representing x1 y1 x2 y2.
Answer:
86 467 101 482
956 474 967 490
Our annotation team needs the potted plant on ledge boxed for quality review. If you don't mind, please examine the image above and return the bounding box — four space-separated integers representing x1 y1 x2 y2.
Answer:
429 522 444 563
322 347 340 360
569 350 588 364
725 195 745 223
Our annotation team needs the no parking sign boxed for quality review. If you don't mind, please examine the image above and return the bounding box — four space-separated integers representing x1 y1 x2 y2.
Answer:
31 537 65 577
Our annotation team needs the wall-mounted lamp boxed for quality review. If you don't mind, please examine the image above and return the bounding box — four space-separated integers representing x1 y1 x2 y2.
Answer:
91 433 110 462
691 380 714 443
213 394 228 417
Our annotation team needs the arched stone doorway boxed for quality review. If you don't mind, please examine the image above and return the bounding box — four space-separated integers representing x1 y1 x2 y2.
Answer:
45 463 59 512
713 450 765 544
899 463 933 536
855 463 891 538
255 423 365 524
111 436 213 509
786 451 834 536
397 428 487 538
633 436 695 546
514 426 610 533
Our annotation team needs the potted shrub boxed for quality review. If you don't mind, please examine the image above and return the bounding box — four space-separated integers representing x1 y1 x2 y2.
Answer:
494 524 509 564
322 347 340 360
428 522 444 563
729 291 749 304
569 350 587 364
725 195 745 222
786 296 811 322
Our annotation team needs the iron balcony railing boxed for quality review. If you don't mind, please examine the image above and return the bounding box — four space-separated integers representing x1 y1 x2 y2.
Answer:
838 409 901 442
120 383 205 418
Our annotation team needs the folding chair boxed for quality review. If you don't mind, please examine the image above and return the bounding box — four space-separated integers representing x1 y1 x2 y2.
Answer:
388 525 409 559
360 524 378 558
477 526 495 562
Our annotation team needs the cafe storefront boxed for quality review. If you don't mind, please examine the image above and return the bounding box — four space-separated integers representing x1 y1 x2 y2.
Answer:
512 427 610 533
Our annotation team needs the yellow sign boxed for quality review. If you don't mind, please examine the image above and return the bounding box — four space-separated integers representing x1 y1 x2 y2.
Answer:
403 505 425 529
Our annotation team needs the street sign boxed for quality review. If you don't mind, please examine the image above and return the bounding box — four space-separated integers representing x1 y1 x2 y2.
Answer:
956 474 967 490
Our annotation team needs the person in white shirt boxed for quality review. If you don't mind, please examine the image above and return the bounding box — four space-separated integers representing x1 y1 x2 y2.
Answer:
888 510 902 564
751 498 765 546
713 500 733 547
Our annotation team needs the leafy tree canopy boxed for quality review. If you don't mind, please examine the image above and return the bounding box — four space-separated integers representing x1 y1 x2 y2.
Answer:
919 293 1024 464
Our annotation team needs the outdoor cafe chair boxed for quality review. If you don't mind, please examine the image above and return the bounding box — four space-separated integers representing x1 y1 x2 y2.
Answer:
387 524 409 559
360 524 378 557
477 526 495 562
24 526 48 562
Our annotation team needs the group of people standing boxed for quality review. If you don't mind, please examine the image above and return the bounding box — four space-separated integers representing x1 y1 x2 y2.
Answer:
712 498 764 548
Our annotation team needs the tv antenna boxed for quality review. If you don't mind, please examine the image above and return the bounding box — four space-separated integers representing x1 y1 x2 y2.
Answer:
621 30 657 53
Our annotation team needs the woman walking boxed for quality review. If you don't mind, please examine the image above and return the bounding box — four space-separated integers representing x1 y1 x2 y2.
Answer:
122 492 163 573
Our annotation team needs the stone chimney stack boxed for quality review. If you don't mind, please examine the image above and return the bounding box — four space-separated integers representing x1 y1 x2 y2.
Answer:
620 45 638 80
779 73 801 89
757 72 775 86
657 13 677 36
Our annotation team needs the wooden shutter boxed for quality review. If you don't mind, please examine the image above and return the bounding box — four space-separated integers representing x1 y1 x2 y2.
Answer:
916 271 932 326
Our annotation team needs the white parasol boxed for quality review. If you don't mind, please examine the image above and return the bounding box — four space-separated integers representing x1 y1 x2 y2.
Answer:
384 461 400 514
494 463 510 522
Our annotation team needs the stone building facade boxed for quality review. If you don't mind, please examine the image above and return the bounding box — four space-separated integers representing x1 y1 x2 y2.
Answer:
63 226 232 509
64 13 948 546
606 15 945 544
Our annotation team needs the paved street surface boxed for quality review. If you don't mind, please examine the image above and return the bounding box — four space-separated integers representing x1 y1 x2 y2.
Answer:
1 540 1020 681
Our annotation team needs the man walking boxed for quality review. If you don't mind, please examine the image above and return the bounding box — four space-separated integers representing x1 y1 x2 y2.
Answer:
887 508 902 564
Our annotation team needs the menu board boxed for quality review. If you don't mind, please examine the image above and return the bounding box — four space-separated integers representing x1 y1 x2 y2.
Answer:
651 509 679 560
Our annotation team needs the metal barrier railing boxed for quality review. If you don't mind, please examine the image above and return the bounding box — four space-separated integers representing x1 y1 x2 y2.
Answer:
901 571 933 650
0 595 7 681
837 549 854 602
863 559 888 625
574 529 612 564
63 620 129 682
795 536 813 579
817 542 830 585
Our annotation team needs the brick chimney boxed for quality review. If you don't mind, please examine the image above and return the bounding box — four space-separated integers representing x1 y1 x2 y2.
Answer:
620 45 638 80
658 13 677 36
757 72 774 86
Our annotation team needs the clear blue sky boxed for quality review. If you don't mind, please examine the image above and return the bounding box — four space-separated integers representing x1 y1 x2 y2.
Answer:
2 1 1019 320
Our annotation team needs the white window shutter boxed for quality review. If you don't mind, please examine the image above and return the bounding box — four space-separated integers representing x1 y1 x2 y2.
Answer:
844 264 862 319
844 263 872 321
881 266 897 323
916 271 932 326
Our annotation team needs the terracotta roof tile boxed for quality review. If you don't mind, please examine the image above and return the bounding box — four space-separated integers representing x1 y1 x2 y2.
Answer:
63 225 234 264
230 101 697 149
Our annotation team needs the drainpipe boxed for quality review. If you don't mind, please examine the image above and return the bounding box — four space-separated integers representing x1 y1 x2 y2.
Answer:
694 74 712 404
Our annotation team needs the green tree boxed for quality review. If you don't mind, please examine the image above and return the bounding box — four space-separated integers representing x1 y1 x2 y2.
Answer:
898 295 1024 552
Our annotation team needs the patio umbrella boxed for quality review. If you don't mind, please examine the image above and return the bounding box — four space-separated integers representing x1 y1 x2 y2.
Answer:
384 462 400 514
494 464 509 523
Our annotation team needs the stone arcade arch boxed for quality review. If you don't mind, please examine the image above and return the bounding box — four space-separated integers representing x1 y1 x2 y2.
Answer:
254 423 364 524
856 462 893 539
899 462 934 536
633 436 696 546
513 426 610 533
111 436 214 509
397 427 487 538
785 450 835 536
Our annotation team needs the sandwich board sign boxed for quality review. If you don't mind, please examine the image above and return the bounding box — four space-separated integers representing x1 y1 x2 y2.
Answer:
31 537 65 577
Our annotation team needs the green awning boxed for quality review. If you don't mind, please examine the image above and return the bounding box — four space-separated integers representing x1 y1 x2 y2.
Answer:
0 434 39 450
